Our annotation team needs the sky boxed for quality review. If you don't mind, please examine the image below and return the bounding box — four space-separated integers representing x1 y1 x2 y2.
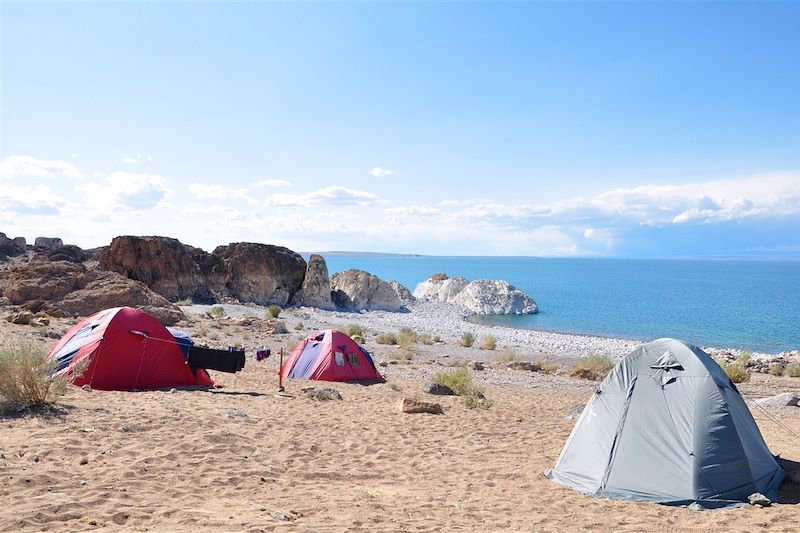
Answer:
1 2 799 257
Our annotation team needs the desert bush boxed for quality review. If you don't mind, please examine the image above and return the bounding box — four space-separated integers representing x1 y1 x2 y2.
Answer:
294 322 304 331
267 305 281 318
418 334 433 345
432 335 442 343
397 327 417 349
785 363 800 378
273 321 289 334
735 352 751 367
346 324 364 338
493 348 517 362
769 363 785 377
535 359 559 375
723 362 750 383
0 339 87 412
376 333 398 345
480 335 497 351
432 366 492 409
206 305 225 319
391 348 413 362
569 355 614 381
175 298 193 306
460 332 475 348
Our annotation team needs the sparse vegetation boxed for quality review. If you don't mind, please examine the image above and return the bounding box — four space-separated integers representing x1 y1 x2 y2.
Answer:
206 305 225 318
418 334 433 345
397 327 417 349
785 363 800 378
535 359 559 375
0 339 87 413
346 324 364 338
479 335 497 351
769 363 785 377
376 333 398 345
273 321 289 334
460 332 475 348
493 348 517 362
723 362 750 383
735 352 751 367
432 366 493 409
432 335 442 343
294 322 304 331
390 348 413 362
175 298 193 306
570 355 614 381
267 305 281 318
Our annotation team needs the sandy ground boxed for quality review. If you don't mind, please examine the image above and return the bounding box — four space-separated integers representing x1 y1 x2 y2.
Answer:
3 308 800 532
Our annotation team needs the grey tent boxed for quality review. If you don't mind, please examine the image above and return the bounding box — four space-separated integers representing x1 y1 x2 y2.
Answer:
546 338 784 508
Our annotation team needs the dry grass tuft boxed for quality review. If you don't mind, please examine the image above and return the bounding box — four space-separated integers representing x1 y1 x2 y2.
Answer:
569 355 614 381
206 306 225 319
397 327 417 349
479 335 497 351
722 362 750 383
459 332 475 348
535 359 560 375
785 363 800 378
432 366 492 409
0 338 87 413
267 305 281 318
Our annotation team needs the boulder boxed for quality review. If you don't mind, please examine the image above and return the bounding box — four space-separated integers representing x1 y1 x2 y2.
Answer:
292 254 335 310
6 311 34 325
413 274 468 302
301 386 342 401
213 242 306 306
388 280 415 303
0 258 184 325
452 280 538 315
396 397 444 414
756 393 800 408
34 237 63 250
507 361 539 371
101 236 215 303
330 269 403 311
47 245 87 263
423 382 456 396
0 232 26 259
748 493 771 507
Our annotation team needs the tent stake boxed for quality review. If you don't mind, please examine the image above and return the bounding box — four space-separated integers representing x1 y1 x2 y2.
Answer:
278 347 285 392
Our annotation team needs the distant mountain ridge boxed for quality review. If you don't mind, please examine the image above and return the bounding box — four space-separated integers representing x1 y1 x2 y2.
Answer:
302 251 425 258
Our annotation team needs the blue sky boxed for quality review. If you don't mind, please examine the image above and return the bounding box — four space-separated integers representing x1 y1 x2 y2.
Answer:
1 2 799 256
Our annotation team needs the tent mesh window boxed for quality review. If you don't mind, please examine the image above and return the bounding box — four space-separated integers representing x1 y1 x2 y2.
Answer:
335 352 345 366
347 353 359 365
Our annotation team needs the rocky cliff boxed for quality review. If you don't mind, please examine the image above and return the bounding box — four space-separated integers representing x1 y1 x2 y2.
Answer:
414 274 538 315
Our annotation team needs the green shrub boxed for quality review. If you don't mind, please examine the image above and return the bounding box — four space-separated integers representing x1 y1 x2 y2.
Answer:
294 322 304 331
206 305 225 318
569 355 614 381
723 362 750 383
460 332 475 348
769 363 785 377
786 363 800 378
346 324 364 338
397 327 417 349
273 321 289 334
479 335 497 351
376 333 398 345
391 348 413 362
432 366 492 409
735 352 751 367
175 298 193 306
0 339 87 412
267 305 281 318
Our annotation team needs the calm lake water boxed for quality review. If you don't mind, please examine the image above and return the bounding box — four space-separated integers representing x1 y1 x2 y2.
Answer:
320 256 800 354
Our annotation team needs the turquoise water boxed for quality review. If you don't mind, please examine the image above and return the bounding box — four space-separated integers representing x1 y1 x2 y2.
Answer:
321 256 800 354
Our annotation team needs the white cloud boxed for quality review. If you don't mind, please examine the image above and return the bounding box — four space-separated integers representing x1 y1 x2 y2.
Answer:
265 186 380 207
253 179 292 188
0 155 81 180
188 183 248 199
0 184 66 215
369 167 394 177
120 153 153 164
80 172 172 211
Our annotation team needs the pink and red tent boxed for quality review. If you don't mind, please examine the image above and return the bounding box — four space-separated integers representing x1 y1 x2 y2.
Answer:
281 329 381 382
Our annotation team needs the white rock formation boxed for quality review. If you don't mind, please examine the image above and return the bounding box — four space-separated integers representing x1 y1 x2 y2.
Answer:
414 274 538 315
331 269 404 311
388 280 415 303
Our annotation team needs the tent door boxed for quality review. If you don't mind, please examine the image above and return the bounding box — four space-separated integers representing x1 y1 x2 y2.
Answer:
600 376 637 490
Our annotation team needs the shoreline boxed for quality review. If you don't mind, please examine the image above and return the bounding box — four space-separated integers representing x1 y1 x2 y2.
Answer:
186 300 791 362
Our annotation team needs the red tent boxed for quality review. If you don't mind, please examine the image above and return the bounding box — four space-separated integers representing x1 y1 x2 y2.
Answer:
49 306 214 391
281 329 381 382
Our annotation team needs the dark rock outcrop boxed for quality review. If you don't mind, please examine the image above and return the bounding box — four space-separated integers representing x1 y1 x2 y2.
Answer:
292 254 334 309
330 269 404 311
47 245 87 263
101 236 215 303
213 242 306 306
34 237 63 250
0 258 184 325
0 232 26 259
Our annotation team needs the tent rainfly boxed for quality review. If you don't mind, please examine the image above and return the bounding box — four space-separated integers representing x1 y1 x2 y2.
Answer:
281 329 381 382
546 338 784 508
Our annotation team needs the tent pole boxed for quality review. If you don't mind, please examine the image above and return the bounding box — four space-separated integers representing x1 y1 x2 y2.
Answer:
278 348 285 392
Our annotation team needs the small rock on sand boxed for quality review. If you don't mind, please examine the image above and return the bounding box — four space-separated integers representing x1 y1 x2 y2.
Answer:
423 382 456 396
301 386 342 401
397 397 444 414
748 492 771 507
755 393 800 408
81 384 92 392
